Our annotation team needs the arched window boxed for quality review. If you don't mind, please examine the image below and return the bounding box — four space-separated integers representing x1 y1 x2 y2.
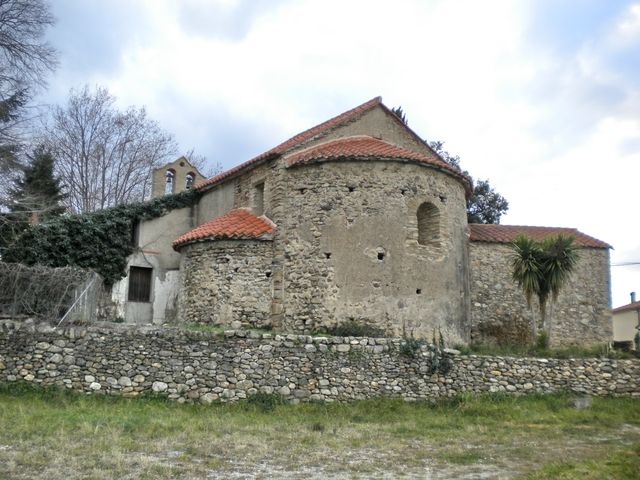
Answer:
164 169 175 195
185 172 195 189
417 202 440 246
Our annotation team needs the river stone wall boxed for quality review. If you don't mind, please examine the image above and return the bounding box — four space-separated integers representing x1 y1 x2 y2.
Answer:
1 322 637 403
469 243 612 347
282 160 470 343
178 240 274 328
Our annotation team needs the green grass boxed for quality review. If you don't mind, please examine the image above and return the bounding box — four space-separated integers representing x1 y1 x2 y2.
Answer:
0 383 638 478
521 444 640 479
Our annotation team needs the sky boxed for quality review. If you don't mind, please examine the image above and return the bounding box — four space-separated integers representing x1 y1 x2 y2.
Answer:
38 0 639 308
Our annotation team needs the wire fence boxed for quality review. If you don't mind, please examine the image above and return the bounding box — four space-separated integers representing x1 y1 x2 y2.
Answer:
0 262 103 326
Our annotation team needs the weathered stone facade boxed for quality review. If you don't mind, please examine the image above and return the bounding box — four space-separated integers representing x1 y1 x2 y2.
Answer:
470 243 612 347
171 100 472 343
118 97 613 348
282 161 469 343
178 240 274 328
1 322 637 403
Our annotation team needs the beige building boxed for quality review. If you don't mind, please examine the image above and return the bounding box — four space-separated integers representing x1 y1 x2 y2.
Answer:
151 156 206 198
110 97 612 347
612 293 640 349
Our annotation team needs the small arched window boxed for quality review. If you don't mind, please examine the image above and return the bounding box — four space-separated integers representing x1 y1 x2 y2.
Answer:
165 169 175 195
185 172 195 189
417 202 440 246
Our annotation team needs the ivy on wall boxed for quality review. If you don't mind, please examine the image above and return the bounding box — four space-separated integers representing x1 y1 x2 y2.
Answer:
2 190 200 284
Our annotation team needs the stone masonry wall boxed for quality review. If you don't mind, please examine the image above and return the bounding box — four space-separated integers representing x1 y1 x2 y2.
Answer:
1 322 636 403
470 243 612 347
281 160 470 343
178 240 274 328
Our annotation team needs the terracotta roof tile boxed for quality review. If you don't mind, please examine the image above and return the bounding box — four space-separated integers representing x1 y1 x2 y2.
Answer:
173 208 275 249
194 97 383 191
285 135 472 191
469 224 611 249
612 300 640 314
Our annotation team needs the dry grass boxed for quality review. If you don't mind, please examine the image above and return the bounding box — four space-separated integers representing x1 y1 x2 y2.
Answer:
0 384 638 479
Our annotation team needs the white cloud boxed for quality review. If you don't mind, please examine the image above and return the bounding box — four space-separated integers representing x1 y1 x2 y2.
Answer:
43 0 640 306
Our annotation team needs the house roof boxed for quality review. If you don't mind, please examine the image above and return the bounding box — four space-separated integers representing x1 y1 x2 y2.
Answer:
194 97 384 192
193 96 460 193
173 208 275 249
284 135 472 191
469 224 611 249
612 300 640 314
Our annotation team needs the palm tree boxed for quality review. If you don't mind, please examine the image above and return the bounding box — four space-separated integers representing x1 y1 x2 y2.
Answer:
511 234 578 346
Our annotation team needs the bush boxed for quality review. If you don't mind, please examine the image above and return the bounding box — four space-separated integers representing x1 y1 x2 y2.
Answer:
3 189 200 285
399 336 424 358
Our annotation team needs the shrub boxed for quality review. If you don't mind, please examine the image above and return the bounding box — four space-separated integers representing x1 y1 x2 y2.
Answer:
399 336 424 358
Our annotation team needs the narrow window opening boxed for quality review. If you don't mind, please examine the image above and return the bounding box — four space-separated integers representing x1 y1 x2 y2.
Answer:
417 202 440 246
324 252 332 259
128 267 152 302
185 172 196 189
164 169 175 195
254 182 265 215
416 288 422 295
377 252 385 261
130 221 140 246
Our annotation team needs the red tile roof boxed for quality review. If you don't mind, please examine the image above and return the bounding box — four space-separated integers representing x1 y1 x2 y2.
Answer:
173 208 275 249
285 135 472 191
194 97 384 191
612 300 640 314
469 224 611 249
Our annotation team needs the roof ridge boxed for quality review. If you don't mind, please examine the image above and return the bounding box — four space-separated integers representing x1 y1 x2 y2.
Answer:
194 97 383 191
270 97 383 155
468 224 610 249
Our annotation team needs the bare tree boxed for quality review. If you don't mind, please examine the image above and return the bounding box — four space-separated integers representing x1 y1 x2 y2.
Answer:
45 85 178 213
0 0 57 207
184 147 224 178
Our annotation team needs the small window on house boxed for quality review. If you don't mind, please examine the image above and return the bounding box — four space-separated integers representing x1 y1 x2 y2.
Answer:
128 267 152 302
417 202 440 246
254 182 265 216
130 221 140 246
165 169 175 195
185 172 195 189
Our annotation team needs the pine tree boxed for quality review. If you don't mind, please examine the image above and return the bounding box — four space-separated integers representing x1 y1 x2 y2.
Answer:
1 147 65 256
10 146 65 222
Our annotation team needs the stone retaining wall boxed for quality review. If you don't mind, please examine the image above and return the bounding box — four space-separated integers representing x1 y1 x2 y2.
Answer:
1 322 637 403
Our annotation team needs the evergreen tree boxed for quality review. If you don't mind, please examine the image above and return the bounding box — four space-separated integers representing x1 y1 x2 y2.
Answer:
9 146 65 220
1 146 64 256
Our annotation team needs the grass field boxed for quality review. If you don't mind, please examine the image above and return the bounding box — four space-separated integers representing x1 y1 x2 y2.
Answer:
0 383 638 479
